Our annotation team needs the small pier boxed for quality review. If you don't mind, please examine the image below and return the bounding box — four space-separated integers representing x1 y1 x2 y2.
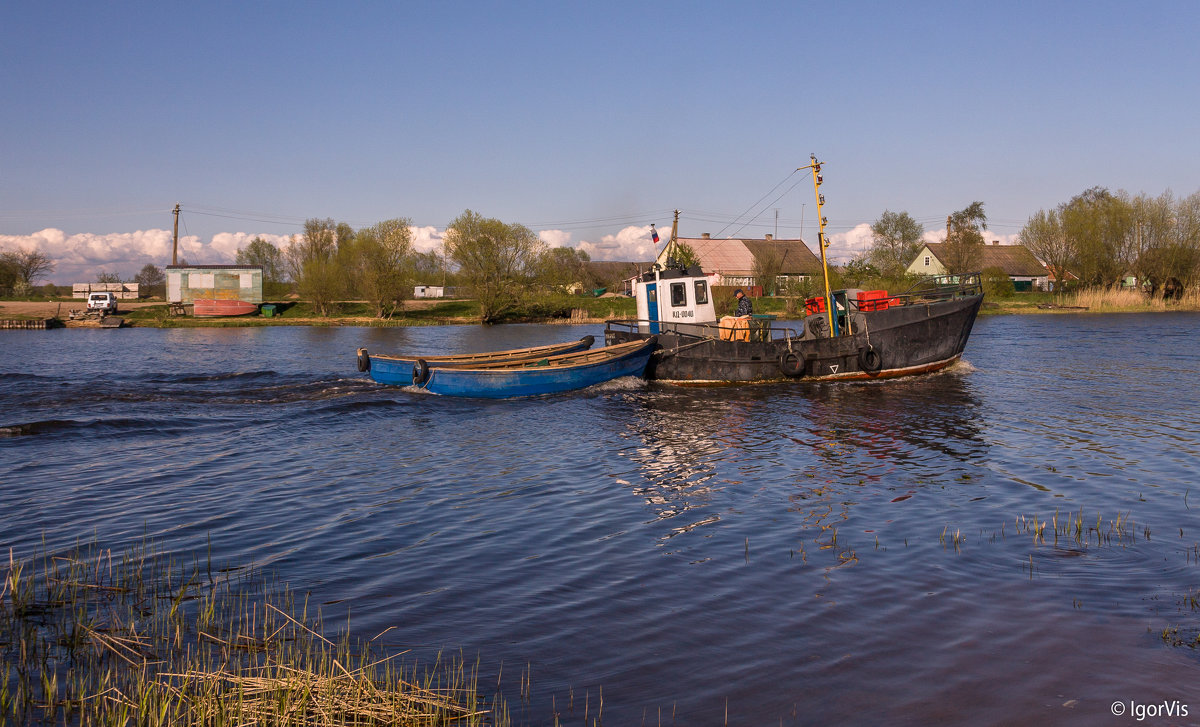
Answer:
0 318 63 330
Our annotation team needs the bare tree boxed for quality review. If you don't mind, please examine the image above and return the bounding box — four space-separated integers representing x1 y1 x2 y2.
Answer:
286 218 344 316
751 245 785 295
133 263 166 298
1 248 55 287
236 237 286 283
1019 209 1073 294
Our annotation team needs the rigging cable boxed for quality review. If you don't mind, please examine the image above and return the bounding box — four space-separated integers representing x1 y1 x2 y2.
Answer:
709 169 800 240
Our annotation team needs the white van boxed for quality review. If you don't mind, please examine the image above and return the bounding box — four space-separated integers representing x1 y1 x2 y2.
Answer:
87 292 118 314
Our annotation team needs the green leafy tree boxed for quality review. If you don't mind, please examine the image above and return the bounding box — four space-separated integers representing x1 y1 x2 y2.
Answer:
236 237 285 283
669 241 700 269
841 257 880 288
868 210 925 277
941 201 987 275
342 218 414 318
981 266 1015 298
537 246 591 291
1061 188 1132 288
444 209 545 323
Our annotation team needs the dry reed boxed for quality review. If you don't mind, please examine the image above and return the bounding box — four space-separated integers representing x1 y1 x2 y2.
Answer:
0 539 505 726
1064 287 1200 312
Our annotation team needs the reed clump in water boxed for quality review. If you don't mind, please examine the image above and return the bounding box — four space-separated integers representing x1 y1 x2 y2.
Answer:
0 539 505 726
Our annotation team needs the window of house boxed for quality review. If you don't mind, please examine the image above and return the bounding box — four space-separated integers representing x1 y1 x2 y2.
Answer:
670 282 687 307
694 280 709 304
924 256 931 267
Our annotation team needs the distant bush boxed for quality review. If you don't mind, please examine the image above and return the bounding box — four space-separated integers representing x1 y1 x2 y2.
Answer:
982 267 1015 298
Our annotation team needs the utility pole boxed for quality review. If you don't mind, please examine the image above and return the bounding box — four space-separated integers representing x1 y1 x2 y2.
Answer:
172 203 181 266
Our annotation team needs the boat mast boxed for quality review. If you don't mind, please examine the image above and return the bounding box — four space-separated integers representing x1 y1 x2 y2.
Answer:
801 155 836 335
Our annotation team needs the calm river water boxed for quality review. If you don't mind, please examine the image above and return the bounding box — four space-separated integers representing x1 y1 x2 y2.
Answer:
3 314 1200 725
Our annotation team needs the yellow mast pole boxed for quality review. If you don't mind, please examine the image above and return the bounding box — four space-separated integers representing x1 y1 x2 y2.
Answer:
800 155 836 336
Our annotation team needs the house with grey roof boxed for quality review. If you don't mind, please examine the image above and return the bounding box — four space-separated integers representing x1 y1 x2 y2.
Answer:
907 242 1049 291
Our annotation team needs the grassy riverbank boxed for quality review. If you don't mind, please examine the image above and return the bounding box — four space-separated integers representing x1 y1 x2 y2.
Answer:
5 288 1200 329
0 540 507 726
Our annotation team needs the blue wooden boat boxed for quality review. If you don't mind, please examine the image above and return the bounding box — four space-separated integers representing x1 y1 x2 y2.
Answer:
412 337 658 398
358 336 594 386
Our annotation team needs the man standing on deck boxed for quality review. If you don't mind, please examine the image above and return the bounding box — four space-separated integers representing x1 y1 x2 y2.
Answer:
734 288 753 318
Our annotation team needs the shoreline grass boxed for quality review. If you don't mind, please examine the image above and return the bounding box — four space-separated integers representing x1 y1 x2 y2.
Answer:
1 539 506 726
11 287 1200 329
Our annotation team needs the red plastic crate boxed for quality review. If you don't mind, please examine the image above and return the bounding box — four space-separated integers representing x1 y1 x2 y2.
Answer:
857 290 889 312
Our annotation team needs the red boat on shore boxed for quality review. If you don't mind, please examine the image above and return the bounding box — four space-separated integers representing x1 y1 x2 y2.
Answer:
193 299 260 317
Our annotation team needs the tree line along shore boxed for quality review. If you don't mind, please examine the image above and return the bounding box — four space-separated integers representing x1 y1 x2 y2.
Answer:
5 187 1200 327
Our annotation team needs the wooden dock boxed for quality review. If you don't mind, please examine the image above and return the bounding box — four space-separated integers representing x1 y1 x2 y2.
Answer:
0 318 63 330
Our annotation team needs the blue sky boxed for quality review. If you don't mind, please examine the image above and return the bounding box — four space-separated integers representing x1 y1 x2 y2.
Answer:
3 1 1199 282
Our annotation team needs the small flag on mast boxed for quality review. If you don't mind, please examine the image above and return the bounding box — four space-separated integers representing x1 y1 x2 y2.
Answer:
651 225 660 244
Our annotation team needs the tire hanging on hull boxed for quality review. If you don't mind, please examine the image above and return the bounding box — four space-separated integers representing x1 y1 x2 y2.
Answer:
859 346 883 374
412 359 430 386
778 350 804 377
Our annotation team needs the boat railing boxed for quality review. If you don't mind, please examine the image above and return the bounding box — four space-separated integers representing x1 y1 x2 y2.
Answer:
897 272 983 301
605 318 803 343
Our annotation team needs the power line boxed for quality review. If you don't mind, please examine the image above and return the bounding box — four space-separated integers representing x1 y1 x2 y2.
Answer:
710 169 802 239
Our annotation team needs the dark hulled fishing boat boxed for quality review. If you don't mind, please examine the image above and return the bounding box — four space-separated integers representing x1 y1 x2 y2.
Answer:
603 157 984 384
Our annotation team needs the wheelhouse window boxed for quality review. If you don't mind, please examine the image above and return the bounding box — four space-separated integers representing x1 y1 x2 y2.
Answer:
670 282 687 307
694 280 709 304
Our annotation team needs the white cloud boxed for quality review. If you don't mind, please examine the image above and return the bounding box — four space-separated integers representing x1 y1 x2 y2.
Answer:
923 228 1019 246
574 225 659 261
826 223 875 263
538 229 573 248
0 228 291 283
409 225 443 254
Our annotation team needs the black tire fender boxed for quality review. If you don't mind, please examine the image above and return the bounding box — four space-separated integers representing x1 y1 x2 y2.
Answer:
778 351 804 377
356 348 370 373
579 334 595 348
412 359 431 386
859 346 883 373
